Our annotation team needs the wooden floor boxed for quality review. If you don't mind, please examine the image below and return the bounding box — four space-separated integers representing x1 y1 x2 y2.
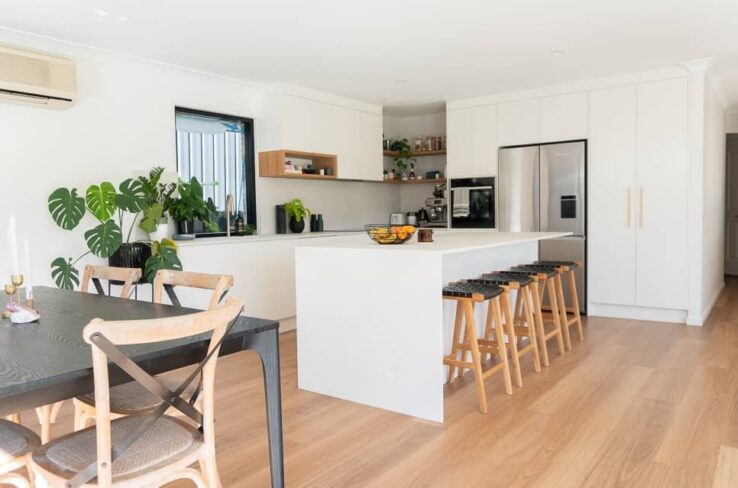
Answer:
18 277 738 487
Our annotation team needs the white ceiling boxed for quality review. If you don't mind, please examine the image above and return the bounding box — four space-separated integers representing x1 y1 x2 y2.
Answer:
2 0 738 109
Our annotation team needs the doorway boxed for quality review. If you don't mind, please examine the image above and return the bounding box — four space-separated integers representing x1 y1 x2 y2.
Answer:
726 134 738 275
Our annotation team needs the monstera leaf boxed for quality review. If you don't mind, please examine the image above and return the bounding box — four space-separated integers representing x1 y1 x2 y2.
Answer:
50 257 80 290
48 188 86 230
86 182 117 221
139 203 163 233
115 178 147 213
144 240 182 282
84 220 122 258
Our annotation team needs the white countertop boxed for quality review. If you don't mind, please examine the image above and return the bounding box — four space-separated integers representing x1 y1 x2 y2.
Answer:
296 230 571 255
173 231 362 247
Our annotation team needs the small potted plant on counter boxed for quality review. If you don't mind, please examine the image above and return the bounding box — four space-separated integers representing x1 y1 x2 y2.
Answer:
167 177 219 235
284 198 311 233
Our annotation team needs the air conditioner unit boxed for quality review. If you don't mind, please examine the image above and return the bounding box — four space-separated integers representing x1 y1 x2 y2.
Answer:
0 44 76 109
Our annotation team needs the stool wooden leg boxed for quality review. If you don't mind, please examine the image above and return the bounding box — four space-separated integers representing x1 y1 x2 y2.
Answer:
545 278 567 356
554 273 573 351
483 301 495 362
461 300 488 413
568 270 584 341
490 298 513 396
529 281 550 367
501 291 523 388
5 413 20 423
521 287 542 373
447 302 464 383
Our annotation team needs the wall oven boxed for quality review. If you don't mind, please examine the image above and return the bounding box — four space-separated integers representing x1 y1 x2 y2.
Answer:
450 177 495 228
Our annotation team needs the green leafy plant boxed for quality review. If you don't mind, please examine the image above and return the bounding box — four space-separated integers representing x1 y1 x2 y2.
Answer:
284 198 311 222
137 167 176 233
167 177 220 232
144 239 182 282
390 139 415 175
47 168 183 290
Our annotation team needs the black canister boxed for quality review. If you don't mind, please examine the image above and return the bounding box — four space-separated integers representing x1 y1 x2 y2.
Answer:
310 214 318 232
316 214 324 232
276 205 287 234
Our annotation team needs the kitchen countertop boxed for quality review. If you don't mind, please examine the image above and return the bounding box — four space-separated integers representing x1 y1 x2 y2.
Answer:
173 231 362 247
296 230 571 255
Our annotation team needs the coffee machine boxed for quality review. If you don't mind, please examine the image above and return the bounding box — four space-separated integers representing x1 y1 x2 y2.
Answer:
423 197 448 227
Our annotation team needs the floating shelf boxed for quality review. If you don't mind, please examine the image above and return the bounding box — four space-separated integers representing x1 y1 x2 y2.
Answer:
259 150 338 179
383 150 447 158
383 178 446 185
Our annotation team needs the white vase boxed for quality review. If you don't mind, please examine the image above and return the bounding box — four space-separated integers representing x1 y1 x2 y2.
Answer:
148 220 173 242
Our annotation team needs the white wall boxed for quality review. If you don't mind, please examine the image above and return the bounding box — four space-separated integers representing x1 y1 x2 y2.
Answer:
701 79 726 319
726 112 738 133
0 29 397 290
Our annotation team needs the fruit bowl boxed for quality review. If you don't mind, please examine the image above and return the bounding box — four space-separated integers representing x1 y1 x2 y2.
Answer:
364 224 416 244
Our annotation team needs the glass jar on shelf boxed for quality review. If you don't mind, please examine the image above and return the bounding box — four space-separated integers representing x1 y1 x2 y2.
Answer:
413 138 423 152
423 136 434 152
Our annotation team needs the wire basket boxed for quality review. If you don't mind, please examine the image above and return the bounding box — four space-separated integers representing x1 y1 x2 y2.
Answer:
364 224 416 245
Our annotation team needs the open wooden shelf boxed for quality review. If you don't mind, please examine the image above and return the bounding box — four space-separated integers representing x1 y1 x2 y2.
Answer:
383 178 446 185
383 150 447 158
259 150 338 179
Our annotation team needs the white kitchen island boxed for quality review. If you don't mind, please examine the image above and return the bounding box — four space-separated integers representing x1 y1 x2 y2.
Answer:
295 230 570 423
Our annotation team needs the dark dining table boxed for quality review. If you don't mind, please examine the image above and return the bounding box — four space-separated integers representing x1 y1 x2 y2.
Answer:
0 286 284 488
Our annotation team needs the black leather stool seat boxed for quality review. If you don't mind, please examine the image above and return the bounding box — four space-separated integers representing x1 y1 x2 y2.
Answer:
443 281 504 300
510 264 558 278
534 260 579 270
469 272 533 287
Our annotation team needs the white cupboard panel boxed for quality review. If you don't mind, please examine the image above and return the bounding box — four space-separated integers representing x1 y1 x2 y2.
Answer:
359 111 383 181
636 78 689 309
498 99 541 146
470 104 498 177
541 92 588 143
446 108 472 177
588 85 637 306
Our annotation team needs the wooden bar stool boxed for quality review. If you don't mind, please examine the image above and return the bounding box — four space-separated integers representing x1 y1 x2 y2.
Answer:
509 265 567 365
468 272 541 387
535 260 584 349
444 281 513 414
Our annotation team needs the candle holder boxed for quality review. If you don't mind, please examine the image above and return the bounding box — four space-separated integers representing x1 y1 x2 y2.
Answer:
11 274 23 288
2 283 16 319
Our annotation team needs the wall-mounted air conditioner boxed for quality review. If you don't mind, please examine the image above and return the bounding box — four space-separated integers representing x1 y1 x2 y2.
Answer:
0 44 76 109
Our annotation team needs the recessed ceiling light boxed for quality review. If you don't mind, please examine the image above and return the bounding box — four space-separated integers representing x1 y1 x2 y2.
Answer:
395 80 408 85
118 16 128 21
550 50 565 56
93 9 109 16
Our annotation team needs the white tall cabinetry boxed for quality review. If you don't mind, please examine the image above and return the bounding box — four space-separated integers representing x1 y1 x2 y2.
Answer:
447 104 498 178
588 78 688 310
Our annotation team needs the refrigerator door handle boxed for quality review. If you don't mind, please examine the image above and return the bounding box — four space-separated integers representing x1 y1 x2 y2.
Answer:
627 187 632 227
639 186 644 228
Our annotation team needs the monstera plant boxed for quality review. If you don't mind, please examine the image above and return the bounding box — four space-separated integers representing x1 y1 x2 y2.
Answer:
47 168 182 290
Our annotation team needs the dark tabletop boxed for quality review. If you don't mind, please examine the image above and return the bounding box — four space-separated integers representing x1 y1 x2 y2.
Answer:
0 286 278 413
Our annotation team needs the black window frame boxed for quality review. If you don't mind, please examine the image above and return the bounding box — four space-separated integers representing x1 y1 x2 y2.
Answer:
174 106 257 232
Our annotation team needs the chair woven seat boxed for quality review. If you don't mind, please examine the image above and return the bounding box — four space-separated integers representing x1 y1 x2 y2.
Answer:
0 419 40 462
510 264 558 278
470 272 533 287
443 281 503 300
33 415 203 480
534 260 579 269
77 376 199 415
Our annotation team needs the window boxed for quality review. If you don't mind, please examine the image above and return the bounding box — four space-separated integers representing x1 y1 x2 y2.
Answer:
175 107 256 234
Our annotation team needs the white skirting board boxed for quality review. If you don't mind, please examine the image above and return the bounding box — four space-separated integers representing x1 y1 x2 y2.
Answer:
587 303 688 324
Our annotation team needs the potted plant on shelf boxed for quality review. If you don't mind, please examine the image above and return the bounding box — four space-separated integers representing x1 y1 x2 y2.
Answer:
391 138 416 180
284 198 311 233
167 177 219 235
47 170 183 289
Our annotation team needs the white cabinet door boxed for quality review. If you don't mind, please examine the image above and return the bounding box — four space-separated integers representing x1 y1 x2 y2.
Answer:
498 99 541 146
359 111 383 181
541 92 588 143
470 104 498 177
636 77 689 309
446 107 472 177
588 85 637 306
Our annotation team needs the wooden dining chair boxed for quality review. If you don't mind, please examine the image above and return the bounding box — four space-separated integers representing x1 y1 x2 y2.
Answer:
30 298 243 488
0 419 41 487
81 265 142 299
73 270 234 430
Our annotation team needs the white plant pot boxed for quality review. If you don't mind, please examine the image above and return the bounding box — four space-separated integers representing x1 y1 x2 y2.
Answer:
148 220 173 242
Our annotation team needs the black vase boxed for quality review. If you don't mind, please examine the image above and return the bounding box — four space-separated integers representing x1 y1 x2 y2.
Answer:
177 219 194 235
289 217 305 234
275 205 287 234
108 242 151 284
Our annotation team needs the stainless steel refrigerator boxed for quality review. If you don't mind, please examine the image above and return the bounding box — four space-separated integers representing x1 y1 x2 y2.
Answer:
498 141 586 313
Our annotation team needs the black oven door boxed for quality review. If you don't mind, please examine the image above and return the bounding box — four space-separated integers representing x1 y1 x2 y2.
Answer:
451 178 495 228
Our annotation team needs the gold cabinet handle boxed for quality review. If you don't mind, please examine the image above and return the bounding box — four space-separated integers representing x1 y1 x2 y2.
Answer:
627 187 632 227
639 186 644 228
